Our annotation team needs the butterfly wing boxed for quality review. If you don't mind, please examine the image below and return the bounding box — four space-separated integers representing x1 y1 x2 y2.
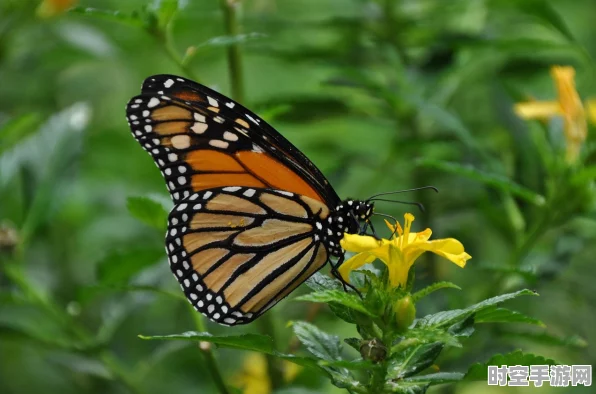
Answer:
126 75 340 206
168 186 330 325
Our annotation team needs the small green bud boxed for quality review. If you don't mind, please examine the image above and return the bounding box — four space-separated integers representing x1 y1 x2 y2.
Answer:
394 295 416 333
360 338 387 363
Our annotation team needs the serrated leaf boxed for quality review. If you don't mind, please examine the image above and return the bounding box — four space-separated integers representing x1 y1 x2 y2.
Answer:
96 247 164 285
343 338 360 352
416 289 538 328
475 307 544 326
403 328 461 348
416 159 545 206
292 321 343 362
411 282 461 302
403 372 464 385
295 290 375 317
464 350 557 381
388 342 444 379
126 196 168 231
305 272 342 292
504 330 587 348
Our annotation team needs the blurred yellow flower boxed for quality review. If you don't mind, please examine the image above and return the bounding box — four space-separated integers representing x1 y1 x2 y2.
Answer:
233 353 300 394
514 66 596 164
339 214 470 288
37 0 77 18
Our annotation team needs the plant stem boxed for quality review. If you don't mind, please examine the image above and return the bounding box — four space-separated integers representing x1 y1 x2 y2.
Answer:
189 305 231 394
198 342 232 394
258 312 285 391
219 0 245 102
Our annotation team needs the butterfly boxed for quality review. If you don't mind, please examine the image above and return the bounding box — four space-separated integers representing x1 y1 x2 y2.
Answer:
126 75 374 326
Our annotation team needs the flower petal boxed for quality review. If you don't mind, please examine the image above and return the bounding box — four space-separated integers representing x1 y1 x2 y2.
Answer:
410 238 471 268
586 99 596 125
340 233 382 253
514 101 561 119
338 252 376 282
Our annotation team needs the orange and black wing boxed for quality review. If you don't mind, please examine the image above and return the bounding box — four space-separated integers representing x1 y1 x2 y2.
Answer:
126 75 340 207
167 186 331 325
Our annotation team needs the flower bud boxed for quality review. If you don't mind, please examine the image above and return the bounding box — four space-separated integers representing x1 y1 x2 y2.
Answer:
394 295 416 333
359 338 387 363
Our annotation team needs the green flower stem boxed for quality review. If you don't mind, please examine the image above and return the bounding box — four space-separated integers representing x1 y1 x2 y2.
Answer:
217 1 282 390
100 351 145 394
154 22 200 82
188 305 231 394
257 312 285 391
219 0 245 102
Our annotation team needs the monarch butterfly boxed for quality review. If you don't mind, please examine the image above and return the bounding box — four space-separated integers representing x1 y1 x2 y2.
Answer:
126 75 374 326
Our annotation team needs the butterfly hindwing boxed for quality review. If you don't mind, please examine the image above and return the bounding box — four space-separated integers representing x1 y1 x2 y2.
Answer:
166 186 330 325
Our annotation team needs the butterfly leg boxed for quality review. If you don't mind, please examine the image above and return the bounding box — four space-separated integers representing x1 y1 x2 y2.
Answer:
330 255 362 298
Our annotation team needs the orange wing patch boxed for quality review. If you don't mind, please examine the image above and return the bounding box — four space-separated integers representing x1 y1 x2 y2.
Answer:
236 151 324 202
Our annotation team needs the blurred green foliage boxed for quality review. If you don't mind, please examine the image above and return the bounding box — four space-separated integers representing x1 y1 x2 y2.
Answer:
1 0 595 393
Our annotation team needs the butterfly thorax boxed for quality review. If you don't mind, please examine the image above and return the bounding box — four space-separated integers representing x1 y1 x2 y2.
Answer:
317 199 374 257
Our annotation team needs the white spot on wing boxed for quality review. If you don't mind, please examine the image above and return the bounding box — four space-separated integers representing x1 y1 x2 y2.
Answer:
207 96 219 107
147 97 160 108
223 131 238 141
243 189 256 197
209 139 229 149
164 79 174 88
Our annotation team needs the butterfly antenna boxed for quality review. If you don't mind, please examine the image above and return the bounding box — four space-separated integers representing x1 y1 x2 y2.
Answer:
372 212 400 238
366 186 438 202
369 198 426 212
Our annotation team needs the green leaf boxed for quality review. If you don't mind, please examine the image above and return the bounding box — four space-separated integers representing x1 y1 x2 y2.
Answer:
416 159 545 206
403 372 464 385
126 196 169 231
388 342 444 379
295 290 376 317
510 0 576 42
464 350 557 381
411 282 461 302
305 272 342 292
70 7 144 27
152 0 181 29
139 331 323 371
0 113 42 155
475 307 545 327
196 33 267 50
403 328 461 348
97 247 164 285
416 289 537 328
1 103 91 245
139 331 275 352
504 330 587 348
318 358 376 371
292 321 343 362
343 338 361 352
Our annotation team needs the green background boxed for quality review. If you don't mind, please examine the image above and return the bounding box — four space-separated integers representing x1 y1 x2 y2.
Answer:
0 0 594 393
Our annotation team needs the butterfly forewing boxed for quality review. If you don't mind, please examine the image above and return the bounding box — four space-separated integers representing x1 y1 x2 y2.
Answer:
126 75 339 205
167 186 329 325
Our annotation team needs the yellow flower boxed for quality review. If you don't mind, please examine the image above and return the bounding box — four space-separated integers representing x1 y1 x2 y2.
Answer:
339 213 471 288
233 353 300 394
37 0 77 18
514 66 596 164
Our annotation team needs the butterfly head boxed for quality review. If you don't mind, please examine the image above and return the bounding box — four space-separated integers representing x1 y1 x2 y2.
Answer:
335 199 374 235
